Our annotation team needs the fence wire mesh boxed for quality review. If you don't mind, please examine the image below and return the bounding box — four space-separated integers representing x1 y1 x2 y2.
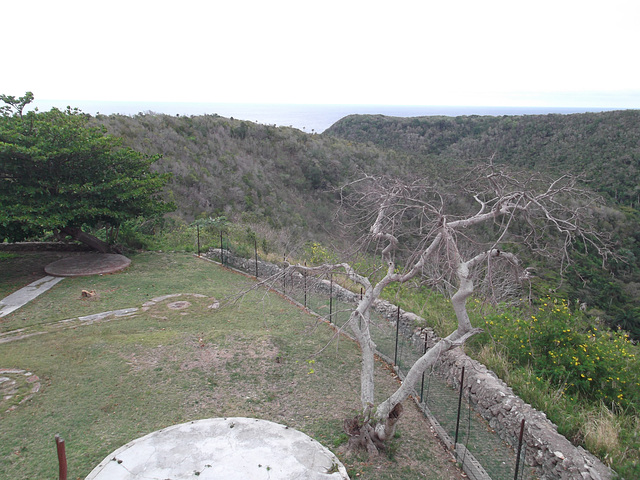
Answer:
207 248 534 480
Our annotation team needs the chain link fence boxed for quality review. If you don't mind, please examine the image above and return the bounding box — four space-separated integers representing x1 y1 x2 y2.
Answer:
206 246 534 480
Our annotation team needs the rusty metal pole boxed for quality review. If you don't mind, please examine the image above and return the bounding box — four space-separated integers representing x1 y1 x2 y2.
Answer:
514 418 526 480
454 366 465 445
55 434 67 480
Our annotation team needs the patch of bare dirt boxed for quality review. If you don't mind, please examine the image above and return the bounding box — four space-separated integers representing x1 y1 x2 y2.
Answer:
180 337 280 372
122 346 179 373
167 301 191 310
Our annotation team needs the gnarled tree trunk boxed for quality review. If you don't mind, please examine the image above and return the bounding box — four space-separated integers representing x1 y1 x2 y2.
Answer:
61 226 114 253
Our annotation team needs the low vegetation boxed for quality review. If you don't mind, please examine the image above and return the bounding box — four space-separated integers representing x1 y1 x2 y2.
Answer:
0 252 462 480
384 282 640 478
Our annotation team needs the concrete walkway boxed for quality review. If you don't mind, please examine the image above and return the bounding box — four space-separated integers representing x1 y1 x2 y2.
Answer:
85 417 350 480
0 253 132 318
0 276 64 318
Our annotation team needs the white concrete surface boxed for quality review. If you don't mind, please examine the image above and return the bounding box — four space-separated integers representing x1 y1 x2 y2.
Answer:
0 276 64 317
85 417 350 480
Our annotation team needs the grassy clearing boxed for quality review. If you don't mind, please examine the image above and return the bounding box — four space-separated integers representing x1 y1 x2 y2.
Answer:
0 252 462 480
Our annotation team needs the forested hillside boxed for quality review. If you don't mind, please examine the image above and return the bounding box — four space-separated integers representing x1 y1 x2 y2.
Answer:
325 110 640 207
325 111 640 336
93 113 419 245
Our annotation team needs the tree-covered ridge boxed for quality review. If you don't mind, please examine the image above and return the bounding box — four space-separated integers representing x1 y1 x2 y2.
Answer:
92 113 418 244
325 110 640 207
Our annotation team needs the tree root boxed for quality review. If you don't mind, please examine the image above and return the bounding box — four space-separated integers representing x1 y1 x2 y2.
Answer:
343 403 404 457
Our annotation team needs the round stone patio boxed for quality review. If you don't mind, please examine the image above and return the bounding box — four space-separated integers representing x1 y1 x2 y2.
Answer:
85 417 349 480
44 253 131 277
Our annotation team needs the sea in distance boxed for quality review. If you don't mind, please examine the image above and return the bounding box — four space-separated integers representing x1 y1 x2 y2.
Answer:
33 100 617 134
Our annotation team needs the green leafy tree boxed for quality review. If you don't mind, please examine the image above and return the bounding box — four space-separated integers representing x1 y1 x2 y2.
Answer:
0 91 34 118
0 93 174 252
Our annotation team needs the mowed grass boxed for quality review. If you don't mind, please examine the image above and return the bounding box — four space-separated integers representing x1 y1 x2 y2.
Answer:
0 252 462 480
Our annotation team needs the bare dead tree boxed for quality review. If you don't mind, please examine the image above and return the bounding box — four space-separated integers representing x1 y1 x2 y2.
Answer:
287 164 612 456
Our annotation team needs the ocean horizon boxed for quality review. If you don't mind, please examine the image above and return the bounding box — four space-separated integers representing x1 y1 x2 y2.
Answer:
32 100 620 133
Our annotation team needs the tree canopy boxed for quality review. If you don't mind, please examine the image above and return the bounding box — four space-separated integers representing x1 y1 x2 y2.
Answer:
0 93 174 250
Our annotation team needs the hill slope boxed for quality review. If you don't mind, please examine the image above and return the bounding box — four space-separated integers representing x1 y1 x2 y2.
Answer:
91 110 639 335
324 111 640 335
325 110 640 206
93 113 417 244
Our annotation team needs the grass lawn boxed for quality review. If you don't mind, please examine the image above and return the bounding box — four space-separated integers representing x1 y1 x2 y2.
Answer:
0 252 462 480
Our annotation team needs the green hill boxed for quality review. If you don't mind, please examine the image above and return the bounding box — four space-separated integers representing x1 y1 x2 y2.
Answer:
325 110 640 207
324 111 640 336
93 113 416 245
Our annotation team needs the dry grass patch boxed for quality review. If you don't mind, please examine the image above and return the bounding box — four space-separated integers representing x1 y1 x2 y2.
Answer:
582 404 621 460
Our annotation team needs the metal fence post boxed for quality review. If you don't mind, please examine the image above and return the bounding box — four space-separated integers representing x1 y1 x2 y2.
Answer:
282 255 286 293
329 274 333 324
359 288 363 329
220 231 224 265
454 366 466 445
394 305 400 366
514 418 526 480
197 225 200 256
420 335 428 403
304 261 307 308
254 238 258 277
55 434 67 480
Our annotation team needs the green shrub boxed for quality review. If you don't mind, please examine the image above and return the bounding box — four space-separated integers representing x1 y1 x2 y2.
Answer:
482 297 639 410
302 241 337 266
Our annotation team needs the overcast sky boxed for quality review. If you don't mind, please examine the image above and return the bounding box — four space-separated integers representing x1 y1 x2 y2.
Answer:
4 0 639 108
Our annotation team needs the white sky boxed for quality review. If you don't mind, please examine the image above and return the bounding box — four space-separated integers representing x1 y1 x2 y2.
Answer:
4 0 640 108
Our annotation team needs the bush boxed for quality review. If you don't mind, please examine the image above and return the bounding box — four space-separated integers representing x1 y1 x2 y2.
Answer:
482 297 639 410
302 241 337 266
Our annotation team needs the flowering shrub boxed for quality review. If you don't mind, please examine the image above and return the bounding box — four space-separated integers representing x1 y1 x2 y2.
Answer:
483 297 639 410
302 241 337 266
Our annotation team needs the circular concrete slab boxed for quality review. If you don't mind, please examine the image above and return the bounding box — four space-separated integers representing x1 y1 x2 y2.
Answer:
44 253 131 277
86 418 350 480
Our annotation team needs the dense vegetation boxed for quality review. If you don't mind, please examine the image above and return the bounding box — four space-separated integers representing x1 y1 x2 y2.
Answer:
0 95 173 251
92 112 421 247
91 109 639 337
325 111 640 207
325 111 640 337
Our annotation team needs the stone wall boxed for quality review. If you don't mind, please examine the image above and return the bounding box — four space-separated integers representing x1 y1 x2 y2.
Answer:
365 296 613 479
203 248 614 480
431 348 612 480
0 242 91 252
